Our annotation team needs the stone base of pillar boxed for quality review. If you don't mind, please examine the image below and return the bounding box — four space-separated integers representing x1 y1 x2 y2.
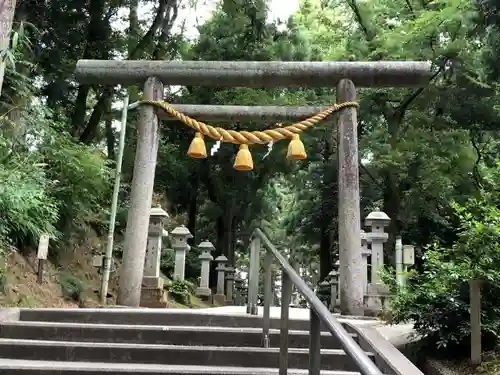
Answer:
195 287 211 299
224 300 234 306
142 276 164 289
140 277 168 308
364 284 390 316
212 293 225 306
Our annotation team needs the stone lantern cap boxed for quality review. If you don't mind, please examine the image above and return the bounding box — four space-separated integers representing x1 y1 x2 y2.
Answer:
328 269 339 277
365 208 390 227
199 252 213 261
319 280 329 287
198 240 215 253
150 206 168 218
215 255 228 263
171 225 193 238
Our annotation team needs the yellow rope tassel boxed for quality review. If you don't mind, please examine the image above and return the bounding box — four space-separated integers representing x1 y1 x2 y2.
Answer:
187 132 207 159
138 100 359 171
287 134 307 160
233 144 253 171
140 100 359 145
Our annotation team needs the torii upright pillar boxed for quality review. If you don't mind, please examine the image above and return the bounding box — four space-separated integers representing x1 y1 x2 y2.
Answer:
117 77 163 306
75 60 432 312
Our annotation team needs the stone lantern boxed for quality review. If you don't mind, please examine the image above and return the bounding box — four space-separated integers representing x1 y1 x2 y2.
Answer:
213 255 228 305
360 230 371 294
364 208 390 313
195 241 214 299
328 266 339 312
225 266 235 305
144 206 168 282
140 206 169 308
170 225 193 281
365 209 390 287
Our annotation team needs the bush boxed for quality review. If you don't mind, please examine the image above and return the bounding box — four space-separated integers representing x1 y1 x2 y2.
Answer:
0 154 59 250
58 272 85 302
166 279 192 305
384 194 500 355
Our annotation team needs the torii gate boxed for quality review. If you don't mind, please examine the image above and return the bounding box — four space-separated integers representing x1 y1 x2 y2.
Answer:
75 60 431 315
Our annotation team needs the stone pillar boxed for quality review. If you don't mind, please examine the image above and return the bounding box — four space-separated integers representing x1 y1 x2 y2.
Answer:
140 206 169 308
328 266 339 312
213 255 228 305
234 277 244 306
402 244 415 287
364 209 390 315
225 266 235 305
365 209 390 287
360 230 371 295
118 78 163 307
395 236 404 287
319 280 330 307
195 241 214 299
170 226 193 281
143 207 168 279
337 79 363 316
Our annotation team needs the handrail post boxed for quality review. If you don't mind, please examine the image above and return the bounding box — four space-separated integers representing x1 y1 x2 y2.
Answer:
255 228 383 375
247 235 260 315
280 271 292 375
262 250 273 348
309 308 321 375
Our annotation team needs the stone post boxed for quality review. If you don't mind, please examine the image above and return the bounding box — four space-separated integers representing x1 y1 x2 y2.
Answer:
365 209 390 287
360 230 371 295
402 244 415 287
395 236 404 287
195 241 214 299
140 207 169 307
337 79 363 316
170 226 193 281
364 209 390 315
319 280 330 307
213 255 228 305
143 207 168 279
328 265 339 312
234 277 244 306
225 266 235 305
118 78 163 307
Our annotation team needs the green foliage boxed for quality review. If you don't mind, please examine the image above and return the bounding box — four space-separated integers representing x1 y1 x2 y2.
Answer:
41 124 113 232
58 272 84 302
385 183 500 354
166 279 192 305
0 157 59 249
160 247 201 283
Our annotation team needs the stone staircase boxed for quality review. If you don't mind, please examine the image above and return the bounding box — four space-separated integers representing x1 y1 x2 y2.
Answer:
0 308 392 375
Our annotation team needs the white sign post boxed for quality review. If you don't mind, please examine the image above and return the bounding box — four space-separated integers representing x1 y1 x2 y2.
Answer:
37 235 50 284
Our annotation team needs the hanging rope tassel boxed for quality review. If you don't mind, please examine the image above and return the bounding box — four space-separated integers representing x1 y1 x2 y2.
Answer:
287 134 307 160
187 132 207 159
233 144 253 171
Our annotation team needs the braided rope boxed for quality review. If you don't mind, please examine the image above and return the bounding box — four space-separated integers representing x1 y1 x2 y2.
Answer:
140 100 359 145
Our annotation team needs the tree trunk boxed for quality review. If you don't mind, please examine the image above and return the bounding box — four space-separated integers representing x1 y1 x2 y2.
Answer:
319 225 332 281
0 0 16 99
104 113 115 160
186 167 200 245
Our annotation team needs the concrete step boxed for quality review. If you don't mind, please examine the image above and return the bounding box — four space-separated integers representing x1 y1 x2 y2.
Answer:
18 309 344 331
0 339 375 372
0 359 365 375
0 322 356 349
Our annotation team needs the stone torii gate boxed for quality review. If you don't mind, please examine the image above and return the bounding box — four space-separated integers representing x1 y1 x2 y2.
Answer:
75 60 431 315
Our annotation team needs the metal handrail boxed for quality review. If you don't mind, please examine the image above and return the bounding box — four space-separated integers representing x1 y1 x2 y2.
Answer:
253 228 383 375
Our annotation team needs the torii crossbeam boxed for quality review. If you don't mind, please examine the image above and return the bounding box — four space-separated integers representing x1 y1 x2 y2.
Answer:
74 59 433 315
